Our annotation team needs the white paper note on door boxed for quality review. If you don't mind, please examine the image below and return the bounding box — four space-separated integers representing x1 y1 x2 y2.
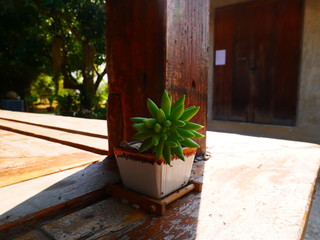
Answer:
215 49 226 66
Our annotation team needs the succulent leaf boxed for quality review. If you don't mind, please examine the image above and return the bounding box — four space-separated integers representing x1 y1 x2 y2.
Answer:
164 120 172 127
169 104 184 120
163 143 171 165
171 120 186 127
143 118 157 128
190 130 205 139
182 122 204 130
133 123 151 132
147 98 159 118
179 106 200 121
180 138 200 148
161 133 168 141
156 108 166 124
131 117 148 123
161 127 167 133
139 138 153 152
166 140 178 148
152 135 160 146
171 128 185 141
154 123 162 133
133 131 154 141
176 128 195 138
161 90 171 118
171 143 185 161
171 95 185 113
155 138 164 159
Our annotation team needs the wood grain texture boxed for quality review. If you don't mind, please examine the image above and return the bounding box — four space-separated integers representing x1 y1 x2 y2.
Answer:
0 110 108 138
0 119 108 155
213 0 303 125
106 0 209 155
0 160 120 239
0 110 109 187
41 199 147 240
166 0 209 154
0 130 108 188
106 0 166 151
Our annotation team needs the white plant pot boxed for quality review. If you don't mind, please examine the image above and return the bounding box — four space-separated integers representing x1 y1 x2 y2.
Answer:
114 147 196 199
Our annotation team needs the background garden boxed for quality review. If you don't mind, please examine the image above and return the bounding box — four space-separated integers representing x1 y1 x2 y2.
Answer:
0 0 108 119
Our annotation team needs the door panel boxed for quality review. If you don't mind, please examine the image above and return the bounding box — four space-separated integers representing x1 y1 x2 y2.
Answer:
213 6 236 120
213 0 303 126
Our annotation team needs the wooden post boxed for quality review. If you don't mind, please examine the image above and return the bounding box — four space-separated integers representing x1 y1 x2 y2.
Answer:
106 0 209 156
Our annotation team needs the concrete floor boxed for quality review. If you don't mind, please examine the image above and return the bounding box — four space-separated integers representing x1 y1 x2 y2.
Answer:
207 121 320 240
305 180 320 240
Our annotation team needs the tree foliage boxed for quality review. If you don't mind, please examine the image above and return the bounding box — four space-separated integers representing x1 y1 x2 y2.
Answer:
0 0 107 110
0 0 51 98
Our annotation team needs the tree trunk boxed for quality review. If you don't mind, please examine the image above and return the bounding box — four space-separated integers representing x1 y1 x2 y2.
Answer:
81 42 97 110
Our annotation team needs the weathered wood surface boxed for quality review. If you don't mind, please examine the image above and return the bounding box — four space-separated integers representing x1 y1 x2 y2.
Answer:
166 0 209 154
0 128 106 187
13 132 320 240
106 0 209 155
0 160 120 239
0 110 108 138
213 0 303 125
106 181 202 216
106 0 166 155
0 118 108 155
0 110 109 187
0 111 118 239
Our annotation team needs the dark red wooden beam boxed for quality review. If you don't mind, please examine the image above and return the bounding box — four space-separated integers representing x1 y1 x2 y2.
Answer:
106 0 209 155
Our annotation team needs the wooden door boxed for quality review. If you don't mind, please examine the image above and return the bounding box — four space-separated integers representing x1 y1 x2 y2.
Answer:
213 0 303 126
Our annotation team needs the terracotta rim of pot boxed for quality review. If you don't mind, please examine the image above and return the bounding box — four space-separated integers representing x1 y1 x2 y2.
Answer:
114 146 196 165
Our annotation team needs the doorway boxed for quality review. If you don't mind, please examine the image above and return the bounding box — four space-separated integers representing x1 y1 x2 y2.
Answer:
212 0 303 126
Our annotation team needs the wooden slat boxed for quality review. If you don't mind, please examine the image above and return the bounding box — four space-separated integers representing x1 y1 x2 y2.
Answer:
0 111 116 238
0 129 108 188
0 110 108 138
0 160 120 239
0 119 108 155
106 181 202 215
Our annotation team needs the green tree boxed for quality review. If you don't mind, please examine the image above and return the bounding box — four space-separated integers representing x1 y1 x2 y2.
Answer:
32 0 107 110
0 0 51 99
0 0 107 111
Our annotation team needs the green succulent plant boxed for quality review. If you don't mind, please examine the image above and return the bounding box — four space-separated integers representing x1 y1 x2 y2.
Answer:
131 90 204 165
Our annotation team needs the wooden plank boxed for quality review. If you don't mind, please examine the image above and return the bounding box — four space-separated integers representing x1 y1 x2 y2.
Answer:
213 4 236 120
0 110 108 139
166 0 209 154
39 199 147 240
0 119 108 155
106 0 167 153
11 230 51 240
106 181 202 215
0 129 107 187
0 160 120 239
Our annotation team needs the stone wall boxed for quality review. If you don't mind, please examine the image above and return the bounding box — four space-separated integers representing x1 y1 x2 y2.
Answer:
298 0 320 129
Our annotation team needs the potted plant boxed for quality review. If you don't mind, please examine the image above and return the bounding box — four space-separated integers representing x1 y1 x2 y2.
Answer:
114 90 204 199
